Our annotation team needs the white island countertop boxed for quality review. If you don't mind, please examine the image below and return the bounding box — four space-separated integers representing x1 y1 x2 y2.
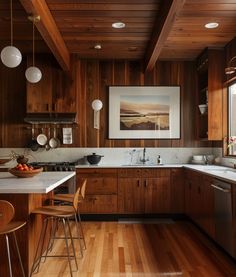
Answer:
0 171 75 194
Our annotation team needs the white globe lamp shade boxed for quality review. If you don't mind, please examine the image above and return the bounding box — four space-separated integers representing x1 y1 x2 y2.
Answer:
1 45 22 68
92 99 103 111
25 66 42 83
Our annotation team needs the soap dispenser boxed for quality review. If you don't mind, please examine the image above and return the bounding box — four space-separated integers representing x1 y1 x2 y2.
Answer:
157 155 162 165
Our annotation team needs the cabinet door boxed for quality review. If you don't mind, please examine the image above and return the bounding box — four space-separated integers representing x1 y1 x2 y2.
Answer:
201 175 215 238
144 177 171 213
171 169 184 213
118 178 144 213
78 177 117 195
79 195 117 214
51 68 76 113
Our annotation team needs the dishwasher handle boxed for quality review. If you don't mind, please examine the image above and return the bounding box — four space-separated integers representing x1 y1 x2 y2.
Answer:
211 183 231 193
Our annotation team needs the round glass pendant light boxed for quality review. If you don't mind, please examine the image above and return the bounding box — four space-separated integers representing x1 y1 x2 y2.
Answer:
25 15 42 83
92 99 103 111
25 66 42 83
1 0 22 68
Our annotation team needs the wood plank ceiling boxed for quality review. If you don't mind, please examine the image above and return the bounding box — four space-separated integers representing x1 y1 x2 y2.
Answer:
0 0 236 69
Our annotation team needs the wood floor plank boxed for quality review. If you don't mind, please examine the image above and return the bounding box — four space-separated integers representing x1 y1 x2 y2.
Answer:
32 221 236 277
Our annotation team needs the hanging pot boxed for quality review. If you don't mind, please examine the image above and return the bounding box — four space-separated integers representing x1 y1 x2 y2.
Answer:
28 125 39 152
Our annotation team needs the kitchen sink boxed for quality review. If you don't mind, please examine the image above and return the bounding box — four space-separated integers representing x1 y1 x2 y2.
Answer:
121 164 163 167
205 168 236 176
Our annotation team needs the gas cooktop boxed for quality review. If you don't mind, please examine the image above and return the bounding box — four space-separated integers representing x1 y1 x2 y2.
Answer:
29 162 76 171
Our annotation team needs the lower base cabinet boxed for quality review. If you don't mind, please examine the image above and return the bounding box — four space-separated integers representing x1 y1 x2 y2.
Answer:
185 169 214 238
76 168 118 214
76 167 183 215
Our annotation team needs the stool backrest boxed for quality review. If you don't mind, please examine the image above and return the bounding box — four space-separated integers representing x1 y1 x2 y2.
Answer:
0 200 15 228
73 179 87 212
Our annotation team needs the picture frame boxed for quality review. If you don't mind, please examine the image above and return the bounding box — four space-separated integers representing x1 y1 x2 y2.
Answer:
108 86 180 139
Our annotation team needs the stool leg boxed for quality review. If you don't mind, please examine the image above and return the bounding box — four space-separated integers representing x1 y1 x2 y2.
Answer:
13 232 26 277
74 214 83 258
62 218 73 277
30 217 48 276
5 234 13 277
44 217 57 259
66 218 78 270
77 206 86 249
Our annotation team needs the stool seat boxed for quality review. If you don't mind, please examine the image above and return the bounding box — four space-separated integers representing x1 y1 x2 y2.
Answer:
54 194 82 203
0 221 26 235
32 205 75 217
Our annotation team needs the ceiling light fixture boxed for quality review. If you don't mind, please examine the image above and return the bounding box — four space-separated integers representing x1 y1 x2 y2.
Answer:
25 15 42 83
204 22 219 29
0 0 22 68
225 56 236 75
92 99 103 129
112 22 125 29
94 44 102 50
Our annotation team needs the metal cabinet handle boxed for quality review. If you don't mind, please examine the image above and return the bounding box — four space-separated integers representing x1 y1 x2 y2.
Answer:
137 180 140 187
211 184 230 193
144 179 148 188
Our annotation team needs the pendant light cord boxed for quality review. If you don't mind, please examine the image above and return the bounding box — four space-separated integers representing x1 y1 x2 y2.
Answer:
10 0 13 45
32 20 35 66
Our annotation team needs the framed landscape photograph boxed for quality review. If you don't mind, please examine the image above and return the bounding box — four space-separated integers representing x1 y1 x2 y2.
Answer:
108 86 180 139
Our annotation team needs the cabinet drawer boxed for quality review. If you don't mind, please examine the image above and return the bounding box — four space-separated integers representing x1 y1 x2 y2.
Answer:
142 169 157 178
77 177 117 195
80 195 117 214
76 168 117 178
118 169 142 178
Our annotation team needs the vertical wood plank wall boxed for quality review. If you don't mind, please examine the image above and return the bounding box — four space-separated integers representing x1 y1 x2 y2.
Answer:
0 57 213 148
73 58 212 148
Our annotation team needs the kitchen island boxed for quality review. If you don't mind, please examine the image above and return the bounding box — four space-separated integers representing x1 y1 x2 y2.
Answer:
0 171 75 277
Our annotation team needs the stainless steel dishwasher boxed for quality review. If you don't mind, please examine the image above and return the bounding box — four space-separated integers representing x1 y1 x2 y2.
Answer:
211 179 234 257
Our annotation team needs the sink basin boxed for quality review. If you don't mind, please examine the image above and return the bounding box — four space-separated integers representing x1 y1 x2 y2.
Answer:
206 168 236 176
121 164 163 167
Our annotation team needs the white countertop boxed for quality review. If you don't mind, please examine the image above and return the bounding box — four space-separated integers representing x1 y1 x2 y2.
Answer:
76 163 236 183
184 164 236 183
0 171 75 194
75 164 184 168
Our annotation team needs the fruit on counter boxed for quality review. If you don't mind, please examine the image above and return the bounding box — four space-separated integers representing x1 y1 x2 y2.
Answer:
14 163 34 171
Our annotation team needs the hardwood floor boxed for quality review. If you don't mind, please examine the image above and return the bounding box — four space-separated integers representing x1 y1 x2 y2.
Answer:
32 221 236 277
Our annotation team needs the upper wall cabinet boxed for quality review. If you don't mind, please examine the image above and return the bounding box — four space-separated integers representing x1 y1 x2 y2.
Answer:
196 48 224 141
26 55 76 114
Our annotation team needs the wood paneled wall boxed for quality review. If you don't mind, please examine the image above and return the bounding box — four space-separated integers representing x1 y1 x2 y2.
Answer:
73 58 211 147
0 60 29 148
0 56 212 148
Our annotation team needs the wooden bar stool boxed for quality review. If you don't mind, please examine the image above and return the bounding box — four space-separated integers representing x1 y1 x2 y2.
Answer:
30 179 87 277
53 178 87 250
0 200 26 277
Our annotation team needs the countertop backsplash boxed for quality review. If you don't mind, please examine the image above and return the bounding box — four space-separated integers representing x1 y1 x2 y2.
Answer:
0 147 216 166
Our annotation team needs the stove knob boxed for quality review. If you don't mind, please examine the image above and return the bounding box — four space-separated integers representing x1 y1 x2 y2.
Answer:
58 166 62 171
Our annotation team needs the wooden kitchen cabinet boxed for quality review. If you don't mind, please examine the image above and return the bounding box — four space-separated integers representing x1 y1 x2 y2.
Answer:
185 169 215 238
118 168 171 214
171 168 184 213
196 48 224 141
26 55 76 114
76 168 118 214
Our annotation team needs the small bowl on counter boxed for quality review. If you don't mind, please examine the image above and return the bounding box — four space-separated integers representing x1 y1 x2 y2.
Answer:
9 166 43 178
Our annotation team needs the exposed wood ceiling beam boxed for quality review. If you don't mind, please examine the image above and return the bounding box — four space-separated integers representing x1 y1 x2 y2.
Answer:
19 0 70 72
144 0 186 72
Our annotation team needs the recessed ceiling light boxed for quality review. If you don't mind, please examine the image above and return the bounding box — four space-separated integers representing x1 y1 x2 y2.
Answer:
205 22 219 29
112 22 125 29
94 44 102 50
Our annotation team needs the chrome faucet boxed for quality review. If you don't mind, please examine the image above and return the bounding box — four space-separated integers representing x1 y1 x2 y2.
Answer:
140 148 149 164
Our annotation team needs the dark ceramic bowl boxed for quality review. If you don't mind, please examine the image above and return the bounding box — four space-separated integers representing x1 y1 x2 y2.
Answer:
86 153 104 165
